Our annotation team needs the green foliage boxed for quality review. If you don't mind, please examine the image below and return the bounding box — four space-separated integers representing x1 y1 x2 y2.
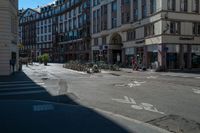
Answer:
38 56 43 63
42 54 49 63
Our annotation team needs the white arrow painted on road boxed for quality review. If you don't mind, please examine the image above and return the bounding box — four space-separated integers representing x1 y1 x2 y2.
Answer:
193 89 200 94
112 96 165 115
147 76 158 79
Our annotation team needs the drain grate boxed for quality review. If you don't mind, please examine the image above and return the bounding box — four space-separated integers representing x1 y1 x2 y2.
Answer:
147 115 200 133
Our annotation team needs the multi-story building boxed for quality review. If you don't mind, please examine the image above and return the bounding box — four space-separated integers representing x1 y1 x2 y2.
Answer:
52 0 91 62
0 0 18 75
36 5 54 61
19 8 40 61
91 0 200 70
19 0 91 63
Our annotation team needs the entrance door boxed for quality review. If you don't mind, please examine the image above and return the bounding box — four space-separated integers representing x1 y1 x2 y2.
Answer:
112 50 122 64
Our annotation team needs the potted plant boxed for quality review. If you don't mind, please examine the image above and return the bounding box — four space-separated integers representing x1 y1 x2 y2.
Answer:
42 54 49 66
38 56 43 64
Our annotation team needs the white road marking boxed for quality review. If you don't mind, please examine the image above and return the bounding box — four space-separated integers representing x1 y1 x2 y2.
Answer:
114 84 126 87
193 89 200 94
112 96 165 115
196 77 200 79
0 81 43 84
0 82 44 87
0 90 46 96
0 86 44 91
112 96 137 104
127 81 146 88
147 76 158 79
33 104 54 112
92 107 170 133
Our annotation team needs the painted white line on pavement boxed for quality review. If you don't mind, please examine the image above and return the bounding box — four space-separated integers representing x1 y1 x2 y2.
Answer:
0 86 45 91
147 76 158 79
112 96 165 115
193 89 200 94
196 77 200 79
0 90 46 96
92 107 170 133
0 81 43 84
0 82 45 87
33 104 54 112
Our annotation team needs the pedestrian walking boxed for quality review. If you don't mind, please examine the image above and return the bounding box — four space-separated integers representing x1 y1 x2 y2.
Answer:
10 59 16 73
132 57 138 70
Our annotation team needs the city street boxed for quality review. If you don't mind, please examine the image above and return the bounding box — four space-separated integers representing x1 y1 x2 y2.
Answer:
0 63 200 132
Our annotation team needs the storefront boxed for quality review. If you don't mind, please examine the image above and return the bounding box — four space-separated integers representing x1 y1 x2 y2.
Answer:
124 47 135 67
192 45 200 68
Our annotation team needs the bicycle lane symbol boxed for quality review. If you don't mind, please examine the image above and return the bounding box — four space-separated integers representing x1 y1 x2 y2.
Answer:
112 96 165 115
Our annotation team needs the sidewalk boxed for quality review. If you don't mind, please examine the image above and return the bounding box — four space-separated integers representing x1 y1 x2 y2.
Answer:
0 100 170 133
119 68 200 78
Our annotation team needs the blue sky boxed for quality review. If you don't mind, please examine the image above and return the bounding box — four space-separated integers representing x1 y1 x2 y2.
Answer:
19 0 54 9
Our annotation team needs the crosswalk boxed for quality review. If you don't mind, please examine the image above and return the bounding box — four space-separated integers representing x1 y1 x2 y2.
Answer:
0 81 47 96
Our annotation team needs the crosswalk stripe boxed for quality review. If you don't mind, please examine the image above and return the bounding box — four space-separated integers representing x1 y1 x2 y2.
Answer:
0 83 44 87
0 86 44 91
0 81 42 84
0 90 46 96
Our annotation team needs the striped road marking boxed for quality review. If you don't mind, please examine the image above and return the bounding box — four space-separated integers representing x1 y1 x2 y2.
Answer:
0 83 44 87
0 90 46 96
0 81 43 84
0 86 46 91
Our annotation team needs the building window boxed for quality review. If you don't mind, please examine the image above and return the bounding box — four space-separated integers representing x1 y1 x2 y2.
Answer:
102 36 107 45
48 25 51 32
192 0 199 13
170 21 181 34
97 9 101 32
167 0 176 11
94 38 98 46
45 35 47 41
73 18 76 29
133 0 138 21
101 4 108 30
60 23 63 32
150 0 156 14
180 0 188 12
49 35 51 40
44 26 47 33
111 0 117 28
93 0 97 7
93 10 97 33
193 23 200 35
65 21 67 32
144 24 154 37
121 0 130 24
127 30 136 41
41 27 43 34
111 0 117 12
142 0 147 18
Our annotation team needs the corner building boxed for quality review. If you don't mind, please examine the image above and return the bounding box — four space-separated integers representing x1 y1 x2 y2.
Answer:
91 0 200 70
0 0 18 75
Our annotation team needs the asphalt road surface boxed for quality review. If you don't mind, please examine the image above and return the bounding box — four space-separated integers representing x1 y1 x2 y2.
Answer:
0 63 200 133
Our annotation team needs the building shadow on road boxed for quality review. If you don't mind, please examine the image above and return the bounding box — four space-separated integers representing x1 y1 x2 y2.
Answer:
0 71 133 133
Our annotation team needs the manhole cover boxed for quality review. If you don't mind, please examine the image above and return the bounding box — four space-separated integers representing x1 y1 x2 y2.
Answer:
147 115 200 133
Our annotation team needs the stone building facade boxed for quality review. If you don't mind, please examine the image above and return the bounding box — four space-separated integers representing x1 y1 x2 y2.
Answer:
0 0 18 75
91 0 200 70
